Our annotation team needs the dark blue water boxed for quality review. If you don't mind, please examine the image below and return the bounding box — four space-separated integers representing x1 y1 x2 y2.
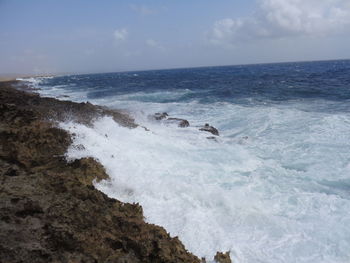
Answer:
41 59 350 109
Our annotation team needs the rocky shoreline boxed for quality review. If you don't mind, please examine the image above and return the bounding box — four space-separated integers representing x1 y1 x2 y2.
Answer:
0 81 231 263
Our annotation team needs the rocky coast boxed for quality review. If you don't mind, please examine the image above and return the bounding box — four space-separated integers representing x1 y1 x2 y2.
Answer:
0 81 231 263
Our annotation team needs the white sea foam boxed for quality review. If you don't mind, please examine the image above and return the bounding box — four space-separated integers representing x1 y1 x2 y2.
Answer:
16 77 84 101
54 95 350 263
16 77 44 87
24 77 350 262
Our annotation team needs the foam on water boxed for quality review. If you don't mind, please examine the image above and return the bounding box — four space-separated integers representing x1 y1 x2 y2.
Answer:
57 98 350 263
19 67 350 263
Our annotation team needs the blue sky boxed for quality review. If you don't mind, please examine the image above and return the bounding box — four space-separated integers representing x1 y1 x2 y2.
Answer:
1 0 349 74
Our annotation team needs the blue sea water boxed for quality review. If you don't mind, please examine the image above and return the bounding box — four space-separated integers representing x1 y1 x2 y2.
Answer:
20 60 350 263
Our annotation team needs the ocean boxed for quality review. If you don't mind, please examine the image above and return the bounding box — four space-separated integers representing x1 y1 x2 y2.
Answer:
19 60 350 263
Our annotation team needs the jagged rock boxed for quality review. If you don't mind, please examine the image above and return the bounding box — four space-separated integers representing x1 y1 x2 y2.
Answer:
152 112 190 128
0 81 201 263
68 157 109 186
154 112 168 120
167 117 190 128
200 251 232 263
214 251 232 263
199 123 219 136
6 81 138 128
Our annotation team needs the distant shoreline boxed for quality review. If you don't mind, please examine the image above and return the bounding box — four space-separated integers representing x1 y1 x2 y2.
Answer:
0 76 16 82
0 74 55 82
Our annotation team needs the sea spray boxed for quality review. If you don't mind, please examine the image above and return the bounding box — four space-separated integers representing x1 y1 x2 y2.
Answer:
59 102 350 262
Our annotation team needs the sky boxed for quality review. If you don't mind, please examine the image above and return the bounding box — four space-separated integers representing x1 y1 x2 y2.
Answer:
0 0 350 74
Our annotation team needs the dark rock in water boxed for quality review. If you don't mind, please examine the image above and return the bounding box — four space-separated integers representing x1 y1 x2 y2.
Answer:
154 112 169 120
167 117 190 128
199 123 219 136
214 251 232 263
0 81 201 263
207 136 218 141
152 112 190 128
141 125 150 131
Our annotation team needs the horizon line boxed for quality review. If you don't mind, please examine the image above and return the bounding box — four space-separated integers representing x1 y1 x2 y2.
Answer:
2 57 349 78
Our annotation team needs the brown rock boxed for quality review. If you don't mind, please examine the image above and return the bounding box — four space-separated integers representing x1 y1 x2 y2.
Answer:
214 251 232 263
0 81 200 263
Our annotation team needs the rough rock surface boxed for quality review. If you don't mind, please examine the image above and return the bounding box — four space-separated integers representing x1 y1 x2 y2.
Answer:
153 112 169 120
199 123 219 136
152 112 190 128
214 252 232 263
10 81 137 128
167 118 190 128
0 81 201 263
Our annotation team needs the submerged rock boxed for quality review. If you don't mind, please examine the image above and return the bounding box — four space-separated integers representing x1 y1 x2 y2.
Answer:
199 123 219 136
207 136 218 141
0 81 201 263
167 117 190 128
152 112 190 128
153 112 169 120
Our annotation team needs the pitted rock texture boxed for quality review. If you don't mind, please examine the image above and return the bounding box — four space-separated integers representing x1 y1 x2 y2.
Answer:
0 81 200 263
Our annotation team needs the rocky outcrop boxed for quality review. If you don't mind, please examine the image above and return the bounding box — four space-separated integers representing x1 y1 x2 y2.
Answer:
152 113 220 136
0 81 201 263
7 81 137 128
214 251 232 263
201 251 232 263
153 112 169 120
167 117 190 128
152 112 190 128
199 123 219 136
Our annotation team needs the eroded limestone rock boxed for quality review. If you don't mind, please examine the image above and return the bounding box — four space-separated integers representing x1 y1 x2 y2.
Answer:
0 81 200 263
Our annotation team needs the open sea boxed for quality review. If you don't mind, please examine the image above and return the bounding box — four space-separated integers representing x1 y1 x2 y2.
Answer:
19 60 350 263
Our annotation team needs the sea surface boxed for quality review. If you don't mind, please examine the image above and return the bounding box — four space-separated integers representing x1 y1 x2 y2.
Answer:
19 60 350 263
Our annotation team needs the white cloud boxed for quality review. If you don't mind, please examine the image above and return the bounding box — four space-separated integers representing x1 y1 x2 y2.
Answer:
209 0 350 46
113 28 128 42
146 39 166 51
